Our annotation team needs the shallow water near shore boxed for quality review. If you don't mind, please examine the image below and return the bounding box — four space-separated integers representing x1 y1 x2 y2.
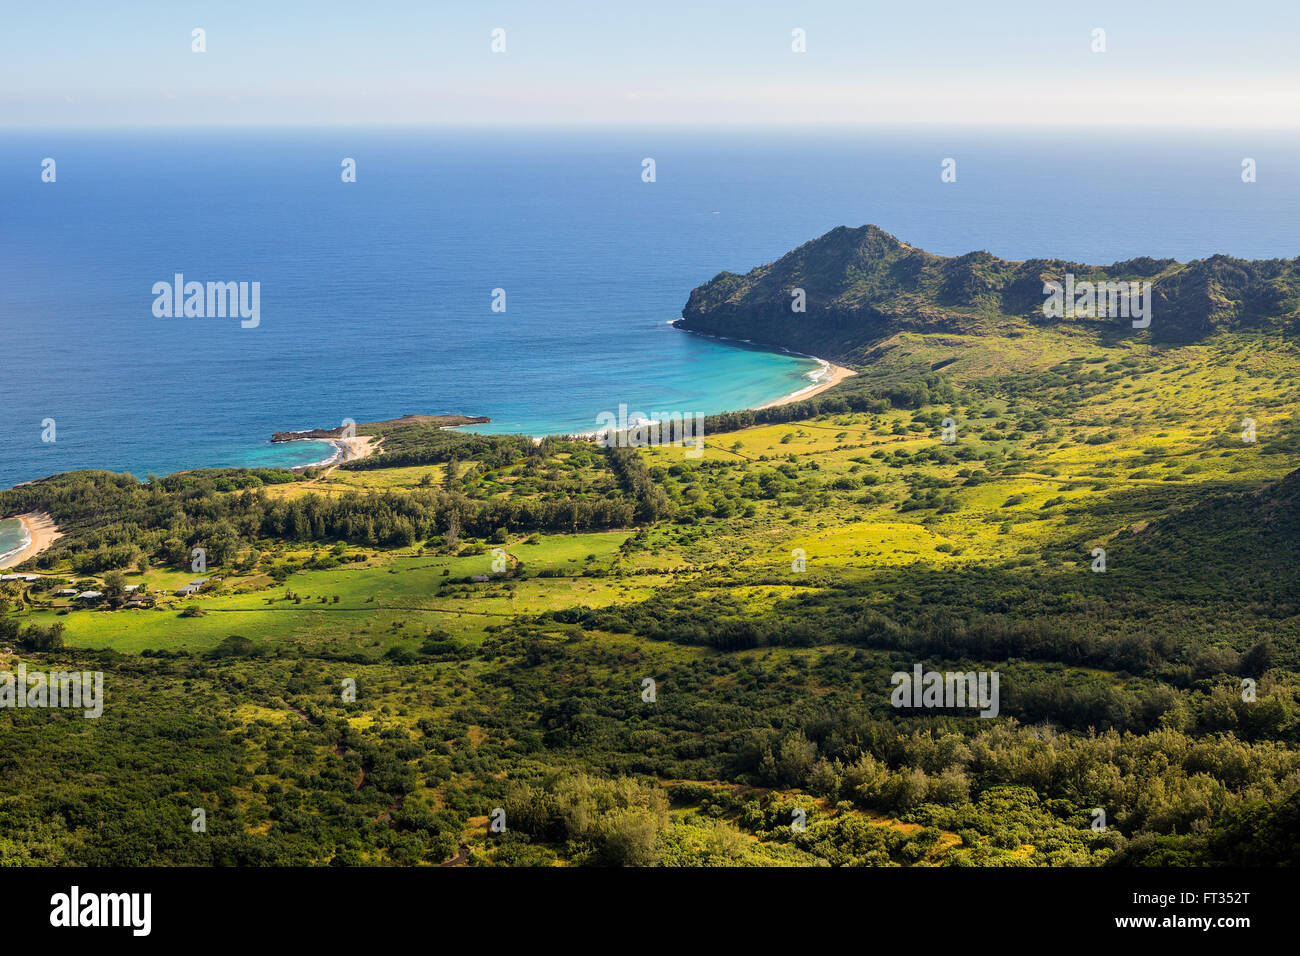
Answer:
0 517 28 564
3 127 1300 487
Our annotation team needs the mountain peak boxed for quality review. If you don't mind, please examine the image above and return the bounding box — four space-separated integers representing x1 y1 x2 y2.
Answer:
678 226 1299 362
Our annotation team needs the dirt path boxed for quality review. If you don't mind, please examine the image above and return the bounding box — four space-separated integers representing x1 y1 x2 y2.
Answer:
285 702 317 724
439 844 470 867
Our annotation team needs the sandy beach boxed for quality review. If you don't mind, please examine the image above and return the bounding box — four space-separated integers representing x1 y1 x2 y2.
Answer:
288 434 381 471
0 511 62 570
333 435 379 464
756 359 857 410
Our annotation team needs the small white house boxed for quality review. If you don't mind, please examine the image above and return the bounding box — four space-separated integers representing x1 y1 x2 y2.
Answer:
75 591 104 602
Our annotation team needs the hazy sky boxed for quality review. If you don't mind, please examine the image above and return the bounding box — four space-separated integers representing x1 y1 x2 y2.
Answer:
3 0 1299 128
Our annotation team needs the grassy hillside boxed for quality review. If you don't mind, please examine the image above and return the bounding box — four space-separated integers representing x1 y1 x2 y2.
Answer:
3 274 1299 866
679 224 1300 357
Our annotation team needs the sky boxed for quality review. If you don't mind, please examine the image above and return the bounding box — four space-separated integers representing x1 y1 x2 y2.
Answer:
2 0 1299 128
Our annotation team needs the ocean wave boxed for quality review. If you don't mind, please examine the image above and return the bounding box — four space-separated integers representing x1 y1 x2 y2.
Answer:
0 520 33 566
289 440 345 469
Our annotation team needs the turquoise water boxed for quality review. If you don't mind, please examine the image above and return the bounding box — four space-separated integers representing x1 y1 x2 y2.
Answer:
3 127 1300 487
186 440 340 473
0 517 27 564
459 334 823 437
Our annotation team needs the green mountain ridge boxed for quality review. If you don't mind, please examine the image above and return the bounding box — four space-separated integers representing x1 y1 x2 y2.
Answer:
678 224 1300 361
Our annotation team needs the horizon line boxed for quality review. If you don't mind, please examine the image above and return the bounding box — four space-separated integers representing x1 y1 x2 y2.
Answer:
6 119 1300 134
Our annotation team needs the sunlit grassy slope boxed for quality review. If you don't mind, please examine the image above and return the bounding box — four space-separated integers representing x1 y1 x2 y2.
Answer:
27 329 1300 658
4 327 1299 867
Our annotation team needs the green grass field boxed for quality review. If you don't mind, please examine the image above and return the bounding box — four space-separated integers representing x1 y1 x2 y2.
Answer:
3 327 1299 867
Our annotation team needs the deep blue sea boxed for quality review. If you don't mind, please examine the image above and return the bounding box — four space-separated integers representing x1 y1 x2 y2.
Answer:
2 126 1300 489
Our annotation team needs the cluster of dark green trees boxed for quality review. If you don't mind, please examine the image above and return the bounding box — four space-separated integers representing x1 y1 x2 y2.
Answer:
0 599 65 650
0 438 648 573
340 430 540 471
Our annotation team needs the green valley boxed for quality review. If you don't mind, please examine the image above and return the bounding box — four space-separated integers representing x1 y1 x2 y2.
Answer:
3 227 1299 867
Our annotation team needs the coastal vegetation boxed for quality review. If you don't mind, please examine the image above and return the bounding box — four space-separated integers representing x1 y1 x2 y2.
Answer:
678 223 1300 355
2 227 1299 866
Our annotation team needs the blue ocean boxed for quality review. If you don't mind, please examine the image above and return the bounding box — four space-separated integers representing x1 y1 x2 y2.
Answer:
2 127 1299 489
